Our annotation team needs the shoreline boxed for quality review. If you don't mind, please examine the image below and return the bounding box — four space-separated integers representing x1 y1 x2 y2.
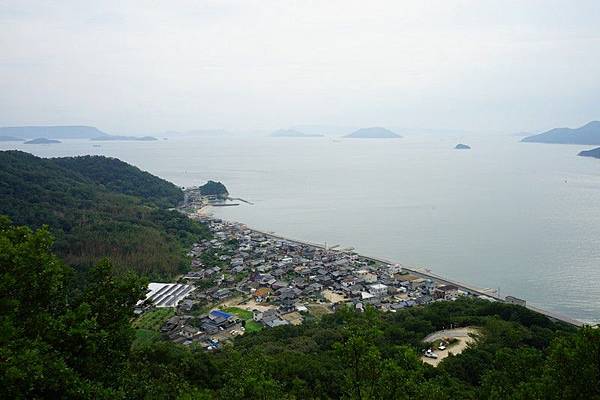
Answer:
199 207 584 327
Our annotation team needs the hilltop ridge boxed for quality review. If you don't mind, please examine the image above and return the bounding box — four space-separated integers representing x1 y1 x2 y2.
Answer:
345 127 402 138
522 121 600 145
0 150 209 278
0 125 108 139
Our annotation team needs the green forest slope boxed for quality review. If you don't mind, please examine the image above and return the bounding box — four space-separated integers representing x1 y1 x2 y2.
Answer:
0 151 209 278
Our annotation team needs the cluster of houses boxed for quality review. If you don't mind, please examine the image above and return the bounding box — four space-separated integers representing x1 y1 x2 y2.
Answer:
160 309 242 349
143 216 489 348
194 219 473 309
213 223 468 308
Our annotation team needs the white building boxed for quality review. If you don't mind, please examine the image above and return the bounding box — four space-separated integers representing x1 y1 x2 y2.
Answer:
138 283 195 308
369 283 388 297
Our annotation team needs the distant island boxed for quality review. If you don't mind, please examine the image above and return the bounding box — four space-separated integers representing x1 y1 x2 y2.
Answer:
199 180 229 198
1 126 157 142
344 127 401 139
91 135 158 141
24 138 61 144
271 129 324 138
0 136 24 142
578 147 600 159
455 144 471 150
0 125 108 139
164 129 231 136
187 129 230 136
521 121 600 145
290 125 356 136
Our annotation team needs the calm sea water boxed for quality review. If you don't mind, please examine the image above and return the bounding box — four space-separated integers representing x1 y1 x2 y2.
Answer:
3 134 600 323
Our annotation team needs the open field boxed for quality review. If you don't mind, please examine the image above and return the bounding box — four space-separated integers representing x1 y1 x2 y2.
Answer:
244 320 263 333
282 311 303 325
322 290 347 304
222 306 264 333
223 306 253 320
132 308 175 331
307 303 333 317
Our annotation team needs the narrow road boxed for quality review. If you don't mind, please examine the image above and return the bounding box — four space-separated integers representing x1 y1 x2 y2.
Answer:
423 327 479 343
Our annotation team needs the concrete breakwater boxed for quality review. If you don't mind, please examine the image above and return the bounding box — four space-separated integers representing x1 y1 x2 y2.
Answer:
227 197 254 205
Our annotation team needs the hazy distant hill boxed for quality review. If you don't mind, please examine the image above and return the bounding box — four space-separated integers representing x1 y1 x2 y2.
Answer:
578 147 600 159
290 125 356 136
345 127 401 138
24 138 61 144
522 121 600 144
91 135 157 141
187 129 231 136
0 125 108 139
512 131 533 137
271 129 323 137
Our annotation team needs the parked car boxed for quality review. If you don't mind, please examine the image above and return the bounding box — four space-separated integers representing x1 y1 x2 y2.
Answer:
424 349 438 359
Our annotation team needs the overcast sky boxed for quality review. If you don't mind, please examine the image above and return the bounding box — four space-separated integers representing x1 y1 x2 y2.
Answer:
1 0 599 134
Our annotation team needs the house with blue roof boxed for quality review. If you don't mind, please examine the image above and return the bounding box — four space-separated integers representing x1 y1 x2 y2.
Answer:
210 309 233 320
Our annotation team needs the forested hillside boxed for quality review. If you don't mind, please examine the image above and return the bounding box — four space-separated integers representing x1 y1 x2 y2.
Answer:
0 151 209 278
53 155 183 207
1 219 597 399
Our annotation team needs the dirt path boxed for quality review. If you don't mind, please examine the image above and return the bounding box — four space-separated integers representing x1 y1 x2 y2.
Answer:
220 297 273 312
423 327 479 343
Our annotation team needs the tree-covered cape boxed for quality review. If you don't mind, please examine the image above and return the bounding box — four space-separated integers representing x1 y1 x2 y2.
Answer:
0 151 210 279
199 180 228 198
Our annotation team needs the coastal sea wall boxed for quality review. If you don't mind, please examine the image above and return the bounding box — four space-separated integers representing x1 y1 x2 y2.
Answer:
367 259 584 327
206 216 584 327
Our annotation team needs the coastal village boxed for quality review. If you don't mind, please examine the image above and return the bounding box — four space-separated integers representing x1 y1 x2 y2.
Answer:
133 185 502 351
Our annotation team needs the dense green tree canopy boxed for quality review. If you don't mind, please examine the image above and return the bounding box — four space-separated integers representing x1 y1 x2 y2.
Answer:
1 218 598 399
53 155 183 208
0 217 146 398
0 151 210 279
199 180 228 197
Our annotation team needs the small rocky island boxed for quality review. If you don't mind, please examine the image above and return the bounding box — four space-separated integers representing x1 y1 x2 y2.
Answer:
344 127 401 139
578 147 600 159
24 138 61 144
199 180 229 199
180 181 235 214
455 144 471 150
